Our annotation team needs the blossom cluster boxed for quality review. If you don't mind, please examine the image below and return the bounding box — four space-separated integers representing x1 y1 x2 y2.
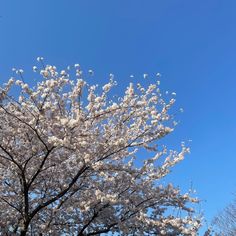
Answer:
0 60 201 235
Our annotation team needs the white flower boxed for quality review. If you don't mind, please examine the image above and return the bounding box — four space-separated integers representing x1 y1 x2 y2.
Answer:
60 118 68 125
80 141 87 146
60 70 66 76
110 103 118 109
88 69 94 75
109 73 114 79
151 120 158 125
22 84 29 90
19 96 23 103
40 70 49 77
37 57 44 62
95 97 102 103
15 80 22 85
102 83 112 92
8 77 14 83
48 136 60 144
143 73 148 79
33 66 37 72
151 110 157 116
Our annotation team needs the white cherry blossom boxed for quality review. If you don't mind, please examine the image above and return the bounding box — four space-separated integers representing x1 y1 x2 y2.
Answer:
0 62 201 235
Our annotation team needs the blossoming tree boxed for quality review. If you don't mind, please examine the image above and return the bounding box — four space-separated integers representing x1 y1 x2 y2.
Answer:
213 195 236 236
0 60 201 235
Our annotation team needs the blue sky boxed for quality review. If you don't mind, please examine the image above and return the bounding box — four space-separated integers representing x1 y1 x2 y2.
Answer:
1 0 236 231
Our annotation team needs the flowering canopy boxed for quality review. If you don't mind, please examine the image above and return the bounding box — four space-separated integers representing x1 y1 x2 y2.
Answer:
0 60 201 235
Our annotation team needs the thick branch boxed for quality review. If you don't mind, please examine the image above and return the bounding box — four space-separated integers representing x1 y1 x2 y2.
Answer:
30 165 89 220
27 147 54 188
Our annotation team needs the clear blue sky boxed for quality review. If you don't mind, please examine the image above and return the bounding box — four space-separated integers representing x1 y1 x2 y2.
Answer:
1 0 236 231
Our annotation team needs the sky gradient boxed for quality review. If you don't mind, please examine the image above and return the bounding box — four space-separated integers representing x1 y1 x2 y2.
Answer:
1 0 236 231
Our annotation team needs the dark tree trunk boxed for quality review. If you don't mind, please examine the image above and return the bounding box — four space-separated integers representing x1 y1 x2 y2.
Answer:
20 223 29 236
